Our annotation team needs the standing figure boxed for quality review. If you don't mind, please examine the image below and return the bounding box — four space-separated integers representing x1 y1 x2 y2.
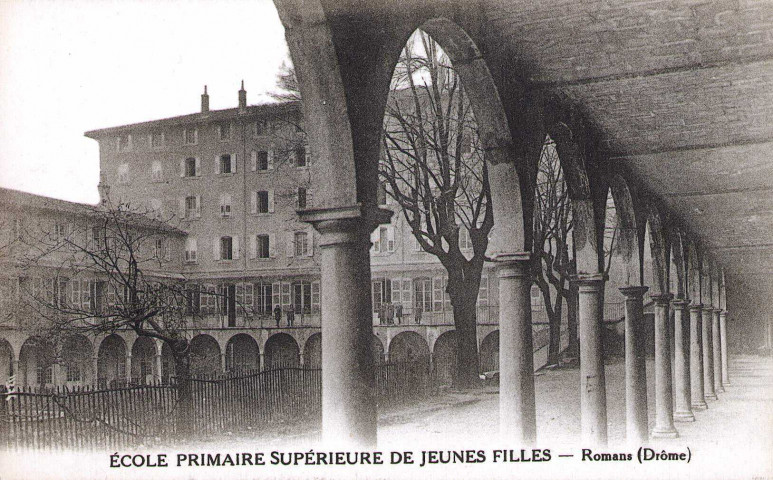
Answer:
273 304 282 328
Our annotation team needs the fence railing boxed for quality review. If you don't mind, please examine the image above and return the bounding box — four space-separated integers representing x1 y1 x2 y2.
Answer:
0 361 431 451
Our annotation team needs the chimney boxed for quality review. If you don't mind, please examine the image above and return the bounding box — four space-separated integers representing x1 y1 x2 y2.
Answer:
238 80 247 112
201 85 210 113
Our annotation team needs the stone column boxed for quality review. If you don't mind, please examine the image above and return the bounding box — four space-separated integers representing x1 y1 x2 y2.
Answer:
300 206 390 448
299 353 305 368
221 353 227 373
125 355 132 384
259 353 265 372
689 305 707 409
720 311 730 387
702 307 717 400
154 354 163 383
92 356 99 386
619 286 649 443
672 300 694 422
712 309 724 393
651 294 678 438
576 274 607 446
497 254 536 444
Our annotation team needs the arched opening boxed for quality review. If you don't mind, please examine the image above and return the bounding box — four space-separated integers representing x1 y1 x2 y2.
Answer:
388 331 430 364
303 333 321 369
0 338 14 385
479 330 499 373
19 336 55 387
97 334 127 387
62 335 93 386
190 334 222 377
264 333 300 369
433 331 457 387
225 333 259 373
131 337 156 384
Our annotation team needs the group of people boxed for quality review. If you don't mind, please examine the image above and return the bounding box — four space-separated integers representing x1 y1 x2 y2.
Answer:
377 303 422 325
273 304 296 327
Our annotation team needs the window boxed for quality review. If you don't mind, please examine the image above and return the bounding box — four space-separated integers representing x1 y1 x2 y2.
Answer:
372 226 395 253
151 161 163 182
414 277 432 313
255 283 273 314
150 131 164 148
184 238 198 263
117 164 130 184
297 187 307 209
186 284 200 314
184 157 198 177
253 190 272 214
222 284 236 326
253 120 267 136
154 238 166 260
219 154 233 174
294 232 308 257
220 193 232 217
185 196 198 218
89 280 106 314
54 222 67 240
459 227 472 250
478 276 488 306
236 282 254 316
117 134 132 152
66 364 82 382
184 127 198 145
295 146 307 167
256 151 269 171
293 281 312 314
372 280 392 314
218 123 231 141
433 277 444 312
37 364 53 385
220 236 233 260
256 235 270 259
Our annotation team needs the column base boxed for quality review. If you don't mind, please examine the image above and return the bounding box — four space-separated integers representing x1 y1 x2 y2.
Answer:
691 400 708 410
651 426 679 439
716 385 725 393
673 411 696 422
704 393 718 401
722 381 731 387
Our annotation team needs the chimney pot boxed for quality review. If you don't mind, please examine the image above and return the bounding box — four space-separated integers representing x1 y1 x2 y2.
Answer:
201 85 210 113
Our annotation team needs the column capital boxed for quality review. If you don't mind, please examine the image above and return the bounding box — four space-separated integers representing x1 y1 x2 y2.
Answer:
618 285 649 299
650 293 674 305
689 303 703 312
702 305 715 313
494 252 531 279
719 310 728 318
299 204 392 246
571 273 607 287
672 299 690 308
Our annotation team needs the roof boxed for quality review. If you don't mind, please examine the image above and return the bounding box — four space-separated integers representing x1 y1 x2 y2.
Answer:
84 101 302 138
0 187 186 235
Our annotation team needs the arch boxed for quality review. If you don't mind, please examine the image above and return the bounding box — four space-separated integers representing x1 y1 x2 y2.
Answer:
0 338 14 385
607 173 645 286
61 334 93 385
372 335 385 365
670 229 689 301
432 330 457 387
388 331 430 364
645 200 672 296
479 330 499 372
303 333 321 369
225 333 259 373
97 334 127 387
190 334 222 377
264 333 300 369
131 336 156 384
19 336 56 387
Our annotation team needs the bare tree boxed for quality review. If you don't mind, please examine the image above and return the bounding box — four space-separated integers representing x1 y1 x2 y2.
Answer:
380 31 492 388
17 199 200 436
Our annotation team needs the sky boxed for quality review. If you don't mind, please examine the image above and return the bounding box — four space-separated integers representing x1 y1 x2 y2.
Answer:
0 0 290 204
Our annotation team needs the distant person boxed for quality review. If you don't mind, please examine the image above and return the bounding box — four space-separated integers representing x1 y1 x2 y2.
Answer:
287 304 295 327
273 304 282 327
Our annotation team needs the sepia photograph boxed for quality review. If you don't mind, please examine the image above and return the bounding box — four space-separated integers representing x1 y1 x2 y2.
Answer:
0 0 771 479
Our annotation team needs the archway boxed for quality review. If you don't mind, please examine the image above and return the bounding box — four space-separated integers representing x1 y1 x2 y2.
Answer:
225 333 259 373
433 331 457 387
190 334 222 377
479 330 499 373
98 334 127 387
19 336 55 387
388 331 430 364
303 333 321 368
131 337 156 384
372 335 385 366
264 333 300 369
62 335 93 386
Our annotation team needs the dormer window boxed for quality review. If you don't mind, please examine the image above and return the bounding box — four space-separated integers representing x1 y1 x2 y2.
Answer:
117 134 132 152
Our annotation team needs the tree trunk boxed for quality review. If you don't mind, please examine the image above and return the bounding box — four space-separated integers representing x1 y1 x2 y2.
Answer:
172 340 193 439
448 273 480 389
548 292 564 365
566 283 579 361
